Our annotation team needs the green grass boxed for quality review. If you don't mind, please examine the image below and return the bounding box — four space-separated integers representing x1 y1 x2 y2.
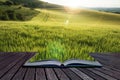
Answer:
0 8 120 62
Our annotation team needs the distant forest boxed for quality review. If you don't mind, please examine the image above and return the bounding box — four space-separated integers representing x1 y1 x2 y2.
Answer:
10 0 63 8
92 8 120 14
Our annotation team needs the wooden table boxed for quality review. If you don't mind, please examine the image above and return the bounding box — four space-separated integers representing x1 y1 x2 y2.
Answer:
0 52 120 80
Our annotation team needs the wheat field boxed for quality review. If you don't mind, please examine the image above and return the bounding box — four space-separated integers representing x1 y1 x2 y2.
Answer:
0 8 120 62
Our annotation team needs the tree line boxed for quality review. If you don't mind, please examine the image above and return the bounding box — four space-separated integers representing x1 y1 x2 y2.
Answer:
0 0 63 21
10 0 63 9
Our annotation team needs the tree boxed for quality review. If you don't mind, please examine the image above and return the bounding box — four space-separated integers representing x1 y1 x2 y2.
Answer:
6 10 17 20
4 1 14 6
2 13 10 20
0 2 4 5
16 13 25 20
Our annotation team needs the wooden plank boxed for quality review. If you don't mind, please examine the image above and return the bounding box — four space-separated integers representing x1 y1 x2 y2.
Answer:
36 68 46 80
0 53 33 80
62 68 82 80
0 54 17 67
94 58 120 73
24 68 35 80
111 53 120 58
0 54 25 78
0 52 15 61
91 53 120 70
78 68 106 80
0 52 5 55
91 53 120 65
95 59 120 74
0 53 17 61
88 68 117 80
70 68 94 80
12 68 27 80
95 68 120 79
102 67 120 74
54 68 70 80
45 68 58 80
0 53 22 70
0 52 14 56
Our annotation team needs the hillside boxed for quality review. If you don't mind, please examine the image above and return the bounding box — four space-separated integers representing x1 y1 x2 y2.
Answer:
30 8 120 25
0 0 40 21
0 0 64 21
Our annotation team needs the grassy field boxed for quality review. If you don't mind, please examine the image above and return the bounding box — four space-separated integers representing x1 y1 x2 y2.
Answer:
0 8 120 62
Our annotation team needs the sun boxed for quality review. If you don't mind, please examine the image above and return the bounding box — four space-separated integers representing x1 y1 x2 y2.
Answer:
66 1 80 8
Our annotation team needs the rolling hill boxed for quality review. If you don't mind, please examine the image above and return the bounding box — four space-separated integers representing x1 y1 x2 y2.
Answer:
30 8 120 25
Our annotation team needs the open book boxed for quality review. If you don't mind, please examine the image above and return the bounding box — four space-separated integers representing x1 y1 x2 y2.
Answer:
24 59 102 68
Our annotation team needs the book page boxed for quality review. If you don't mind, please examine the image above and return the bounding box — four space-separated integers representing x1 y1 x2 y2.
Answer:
24 60 62 67
63 59 102 66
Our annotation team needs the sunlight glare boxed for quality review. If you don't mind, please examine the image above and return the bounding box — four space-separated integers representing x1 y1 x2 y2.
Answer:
65 20 69 25
42 0 120 8
66 0 80 8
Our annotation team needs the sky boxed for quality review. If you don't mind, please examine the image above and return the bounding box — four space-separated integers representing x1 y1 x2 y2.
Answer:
41 0 120 8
